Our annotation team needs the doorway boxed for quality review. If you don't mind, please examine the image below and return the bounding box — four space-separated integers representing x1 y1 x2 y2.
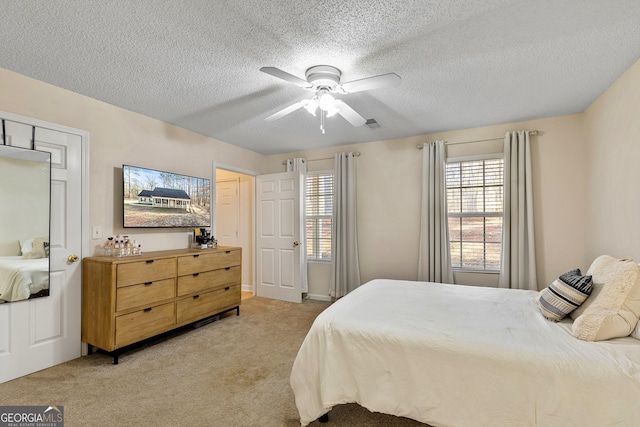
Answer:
214 165 255 295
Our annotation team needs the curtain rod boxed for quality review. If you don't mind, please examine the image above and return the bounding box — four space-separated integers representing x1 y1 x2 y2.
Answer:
416 130 538 149
282 152 361 165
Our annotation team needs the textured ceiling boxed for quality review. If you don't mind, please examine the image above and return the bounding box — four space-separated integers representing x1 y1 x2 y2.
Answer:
1 1 639 155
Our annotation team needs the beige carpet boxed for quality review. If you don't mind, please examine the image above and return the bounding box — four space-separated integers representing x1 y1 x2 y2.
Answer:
1 296 427 427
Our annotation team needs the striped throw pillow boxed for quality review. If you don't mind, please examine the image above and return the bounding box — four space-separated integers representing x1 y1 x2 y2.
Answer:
538 269 593 322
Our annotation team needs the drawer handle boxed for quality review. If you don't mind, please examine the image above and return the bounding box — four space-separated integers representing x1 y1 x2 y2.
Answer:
144 308 152 312
225 250 231 254
193 273 199 277
193 254 200 258
224 286 230 291
144 282 153 286
146 260 154 264
193 295 200 299
225 267 231 270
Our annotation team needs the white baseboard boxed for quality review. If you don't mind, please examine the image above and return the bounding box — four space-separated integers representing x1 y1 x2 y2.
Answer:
305 293 332 302
242 285 331 302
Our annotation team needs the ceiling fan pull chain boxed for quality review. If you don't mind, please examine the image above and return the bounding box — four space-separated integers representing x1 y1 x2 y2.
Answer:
320 110 325 134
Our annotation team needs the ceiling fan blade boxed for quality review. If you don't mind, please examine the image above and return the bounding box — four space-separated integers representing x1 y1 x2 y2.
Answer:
264 100 307 121
336 101 366 127
260 67 312 89
340 73 401 93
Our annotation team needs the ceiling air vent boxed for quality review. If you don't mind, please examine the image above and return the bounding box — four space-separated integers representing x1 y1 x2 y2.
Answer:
365 118 381 129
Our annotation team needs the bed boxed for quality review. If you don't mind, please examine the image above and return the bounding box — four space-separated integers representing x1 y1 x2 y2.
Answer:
0 256 49 302
290 279 640 427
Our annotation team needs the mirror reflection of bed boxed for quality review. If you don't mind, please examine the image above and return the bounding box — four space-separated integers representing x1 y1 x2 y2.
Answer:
0 145 50 303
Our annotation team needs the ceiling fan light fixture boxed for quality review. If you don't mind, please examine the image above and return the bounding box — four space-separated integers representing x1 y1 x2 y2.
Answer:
325 99 341 117
311 77 339 90
326 106 340 118
304 98 318 115
318 91 336 111
260 64 399 130
305 65 341 91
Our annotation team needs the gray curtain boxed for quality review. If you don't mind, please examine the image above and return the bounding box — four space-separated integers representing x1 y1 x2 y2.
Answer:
329 152 361 298
418 141 453 283
286 158 308 293
499 131 537 290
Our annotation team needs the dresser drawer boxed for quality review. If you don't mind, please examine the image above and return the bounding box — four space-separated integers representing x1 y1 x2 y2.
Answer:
117 258 176 287
116 278 175 312
115 302 175 348
177 265 241 296
177 250 241 276
176 285 240 324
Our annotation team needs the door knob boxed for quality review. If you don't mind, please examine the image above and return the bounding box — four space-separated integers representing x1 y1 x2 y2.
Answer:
68 254 79 263
293 241 300 247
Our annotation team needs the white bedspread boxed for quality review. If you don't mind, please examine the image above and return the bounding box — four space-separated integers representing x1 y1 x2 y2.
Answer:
290 279 640 427
0 256 49 302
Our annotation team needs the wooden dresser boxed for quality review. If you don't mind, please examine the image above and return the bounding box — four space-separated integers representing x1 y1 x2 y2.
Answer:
82 247 241 363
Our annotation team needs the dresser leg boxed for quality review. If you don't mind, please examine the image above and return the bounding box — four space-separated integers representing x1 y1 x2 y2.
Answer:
112 352 119 365
87 344 93 356
236 306 240 316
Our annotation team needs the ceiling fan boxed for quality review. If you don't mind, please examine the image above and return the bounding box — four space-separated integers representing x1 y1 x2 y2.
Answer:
260 65 401 133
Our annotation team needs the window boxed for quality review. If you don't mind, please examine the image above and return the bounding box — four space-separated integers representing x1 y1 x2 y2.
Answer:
446 156 504 271
305 171 333 261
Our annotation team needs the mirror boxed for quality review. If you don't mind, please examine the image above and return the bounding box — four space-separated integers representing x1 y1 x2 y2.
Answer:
0 145 51 303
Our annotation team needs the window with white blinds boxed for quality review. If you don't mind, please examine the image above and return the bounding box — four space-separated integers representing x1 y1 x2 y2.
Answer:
305 171 333 261
446 156 504 271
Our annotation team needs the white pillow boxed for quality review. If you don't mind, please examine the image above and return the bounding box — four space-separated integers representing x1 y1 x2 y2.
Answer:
632 261 640 340
20 239 34 254
21 237 48 259
571 255 640 341
631 321 640 340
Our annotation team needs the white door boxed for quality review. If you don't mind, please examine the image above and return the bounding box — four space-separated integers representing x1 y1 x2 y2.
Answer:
216 179 239 247
256 171 302 303
0 119 83 383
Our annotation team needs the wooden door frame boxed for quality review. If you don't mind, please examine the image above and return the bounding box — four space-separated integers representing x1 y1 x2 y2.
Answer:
213 162 257 295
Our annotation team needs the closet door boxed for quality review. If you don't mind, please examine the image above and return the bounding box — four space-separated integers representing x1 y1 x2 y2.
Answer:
0 119 84 383
216 179 240 247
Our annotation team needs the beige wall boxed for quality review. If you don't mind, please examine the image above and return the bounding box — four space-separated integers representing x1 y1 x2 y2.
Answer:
0 67 265 255
583 58 640 262
266 113 589 295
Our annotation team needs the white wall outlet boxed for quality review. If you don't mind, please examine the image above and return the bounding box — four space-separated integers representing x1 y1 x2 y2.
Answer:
92 225 102 239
